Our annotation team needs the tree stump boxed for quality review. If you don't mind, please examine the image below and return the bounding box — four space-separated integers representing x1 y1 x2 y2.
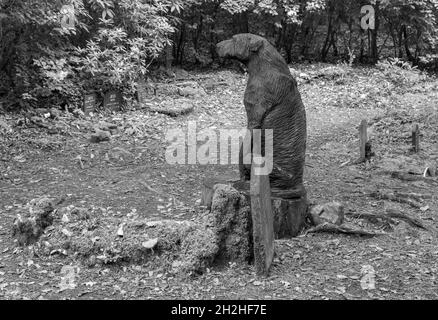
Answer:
203 184 253 264
272 195 309 238
12 197 55 246
201 176 239 210
201 177 309 239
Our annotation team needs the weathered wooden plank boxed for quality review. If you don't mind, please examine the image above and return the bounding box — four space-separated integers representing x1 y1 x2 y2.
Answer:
250 154 275 276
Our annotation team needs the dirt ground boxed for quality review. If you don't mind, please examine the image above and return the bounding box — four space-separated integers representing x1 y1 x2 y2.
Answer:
1 63 438 300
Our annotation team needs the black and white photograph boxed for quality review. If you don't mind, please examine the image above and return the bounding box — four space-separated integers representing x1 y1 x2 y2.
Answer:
0 0 438 305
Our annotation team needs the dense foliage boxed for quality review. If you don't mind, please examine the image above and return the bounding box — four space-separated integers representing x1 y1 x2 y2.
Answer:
0 0 437 110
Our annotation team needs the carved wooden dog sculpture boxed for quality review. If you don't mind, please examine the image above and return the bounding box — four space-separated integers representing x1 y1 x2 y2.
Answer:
217 34 307 198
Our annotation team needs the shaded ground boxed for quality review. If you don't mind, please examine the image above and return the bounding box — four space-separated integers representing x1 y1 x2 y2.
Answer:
0 63 438 300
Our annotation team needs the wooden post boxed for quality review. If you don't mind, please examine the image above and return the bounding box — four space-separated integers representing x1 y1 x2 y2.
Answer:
250 133 275 276
250 166 275 276
359 120 368 161
412 124 420 153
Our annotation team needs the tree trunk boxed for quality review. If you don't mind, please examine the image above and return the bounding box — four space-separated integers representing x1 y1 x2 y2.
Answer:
284 25 296 64
398 27 404 58
193 15 203 52
176 25 187 65
370 0 380 63
165 44 173 70
414 29 422 60
321 16 333 61
403 25 413 61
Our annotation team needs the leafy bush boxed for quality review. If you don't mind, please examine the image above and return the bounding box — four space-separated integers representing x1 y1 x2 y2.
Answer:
377 58 424 87
418 54 438 72
30 53 82 110
0 0 181 110
73 0 178 107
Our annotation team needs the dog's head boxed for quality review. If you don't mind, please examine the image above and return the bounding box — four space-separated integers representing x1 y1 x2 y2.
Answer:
216 33 265 62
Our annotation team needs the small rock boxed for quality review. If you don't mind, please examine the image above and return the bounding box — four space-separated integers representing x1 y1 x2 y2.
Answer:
30 116 44 123
61 228 73 238
90 130 111 143
142 238 158 249
73 109 85 117
171 260 184 272
424 164 436 177
109 147 134 162
50 108 62 119
0 119 12 132
59 266 77 292
360 265 376 290
174 68 189 80
86 255 97 268
178 87 205 97
34 108 49 116
96 121 118 132
310 202 344 226
117 224 124 237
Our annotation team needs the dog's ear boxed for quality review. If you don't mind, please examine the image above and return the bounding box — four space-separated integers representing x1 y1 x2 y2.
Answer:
249 38 263 53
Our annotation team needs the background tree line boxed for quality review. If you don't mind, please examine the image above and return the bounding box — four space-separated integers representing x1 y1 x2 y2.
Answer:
0 0 437 111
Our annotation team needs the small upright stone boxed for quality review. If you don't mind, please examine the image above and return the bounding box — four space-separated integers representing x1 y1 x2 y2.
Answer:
83 93 96 115
103 91 122 112
137 80 147 105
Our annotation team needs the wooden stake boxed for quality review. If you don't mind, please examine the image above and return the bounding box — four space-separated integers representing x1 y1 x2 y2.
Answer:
412 124 420 153
250 130 275 276
358 120 368 163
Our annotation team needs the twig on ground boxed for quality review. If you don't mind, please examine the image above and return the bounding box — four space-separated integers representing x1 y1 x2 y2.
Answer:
370 190 422 209
348 209 430 231
139 181 184 206
390 171 438 185
385 208 429 231
348 211 395 224
305 222 383 237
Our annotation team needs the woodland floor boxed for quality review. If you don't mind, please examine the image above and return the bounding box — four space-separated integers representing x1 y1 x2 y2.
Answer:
1 63 438 300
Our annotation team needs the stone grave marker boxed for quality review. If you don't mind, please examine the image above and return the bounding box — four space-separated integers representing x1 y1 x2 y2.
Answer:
103 91 122 112
137 80 148 105
83 93 96 115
